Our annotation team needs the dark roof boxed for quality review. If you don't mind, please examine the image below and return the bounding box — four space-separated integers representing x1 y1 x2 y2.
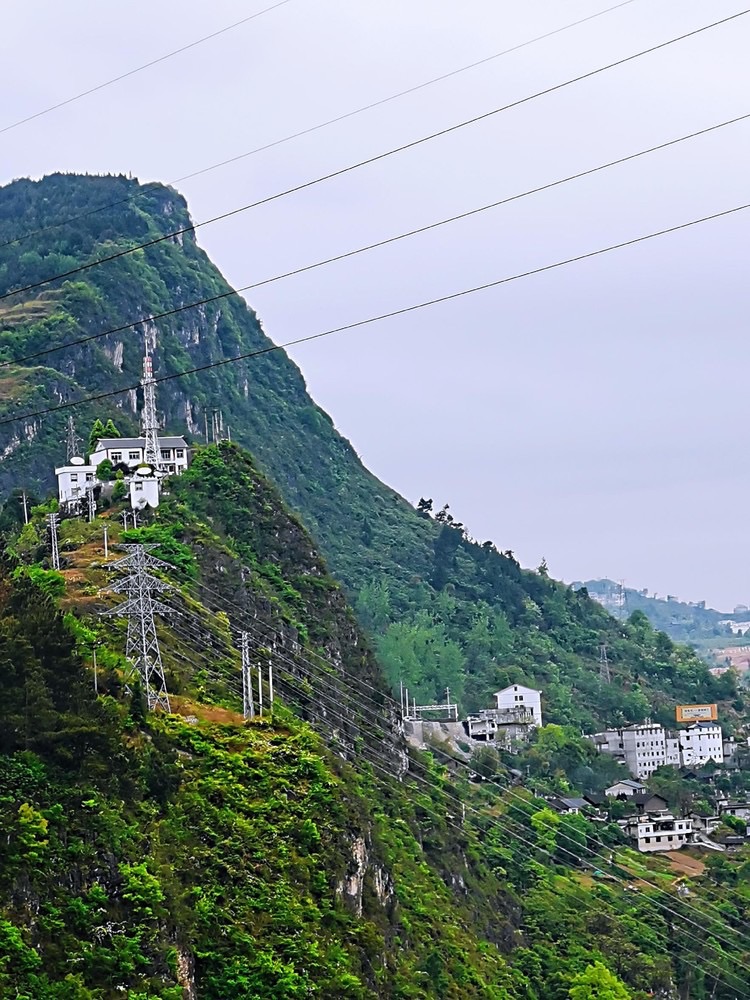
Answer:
632 792 668 807
93 436 188 450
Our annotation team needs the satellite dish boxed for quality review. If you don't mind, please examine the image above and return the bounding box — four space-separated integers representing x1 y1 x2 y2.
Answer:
70 456 85 466
135 465 153 477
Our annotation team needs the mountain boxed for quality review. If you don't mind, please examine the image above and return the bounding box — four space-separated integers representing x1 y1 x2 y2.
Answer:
571 579 742 646
2 442 749 999
0 173 741 735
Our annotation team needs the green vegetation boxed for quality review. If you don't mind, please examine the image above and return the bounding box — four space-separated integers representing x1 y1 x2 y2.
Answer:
1 175 749 996
0 174 737 735
0 443 749 997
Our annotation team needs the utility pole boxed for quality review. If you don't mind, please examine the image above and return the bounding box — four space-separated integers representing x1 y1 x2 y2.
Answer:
599 642 611 683
257 657 263 718
268 656 274 711
86 482 96 523
240 631 254 719
47 512 60 570
121 511 130 531
203 411 209 442
105 544 172 712
66 415 82 462
93 644 99 695
103 524 109 560
141 350 163 472
19 491 29 525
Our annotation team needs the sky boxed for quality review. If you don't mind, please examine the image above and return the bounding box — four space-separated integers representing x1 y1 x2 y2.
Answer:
1 0 748 610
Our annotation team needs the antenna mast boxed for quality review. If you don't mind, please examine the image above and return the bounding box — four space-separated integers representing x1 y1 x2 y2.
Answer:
66 415 82 462
141 351 162 471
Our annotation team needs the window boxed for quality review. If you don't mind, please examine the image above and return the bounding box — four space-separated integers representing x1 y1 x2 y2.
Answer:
129 450 140 461
161 449 172 459
176 449 185 458
70 473 78 482
86 473 93 481
135 481 143 492
645 837 651 843
111 452 122 463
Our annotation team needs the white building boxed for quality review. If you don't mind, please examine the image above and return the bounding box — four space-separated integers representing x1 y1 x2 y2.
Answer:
493 684 543 726
605 779 646 798
593 720 724 779
55 457 96 503
90 436 189 476
624 812 693 853
130 470 160 511
621 723 668 779
679 723 724 767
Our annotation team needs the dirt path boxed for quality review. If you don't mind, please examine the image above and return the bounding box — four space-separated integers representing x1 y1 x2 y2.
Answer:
663 851 706 877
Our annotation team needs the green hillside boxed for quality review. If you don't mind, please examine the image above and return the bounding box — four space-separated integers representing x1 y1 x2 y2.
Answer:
2 444 749 999
0 173 740 734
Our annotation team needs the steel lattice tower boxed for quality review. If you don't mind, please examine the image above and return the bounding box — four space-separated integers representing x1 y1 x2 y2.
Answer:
66 415 82 462
107 544 172 712
141 352 162 471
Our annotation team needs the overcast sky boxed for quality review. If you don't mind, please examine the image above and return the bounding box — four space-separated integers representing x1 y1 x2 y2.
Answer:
1 0 748 609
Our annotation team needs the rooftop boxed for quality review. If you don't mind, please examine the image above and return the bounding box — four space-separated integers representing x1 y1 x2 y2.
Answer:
93 436 189 450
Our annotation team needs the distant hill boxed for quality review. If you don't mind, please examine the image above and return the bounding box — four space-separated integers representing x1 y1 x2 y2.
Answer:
571 578 748 645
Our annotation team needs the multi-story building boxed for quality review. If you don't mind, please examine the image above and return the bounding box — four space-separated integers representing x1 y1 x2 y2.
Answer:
623 812 693 853
466 684 542 749
55 458 96 503
493 684 543 726
592 718 725 779
678 722 724 767
620 723 668 779
90 436 189 476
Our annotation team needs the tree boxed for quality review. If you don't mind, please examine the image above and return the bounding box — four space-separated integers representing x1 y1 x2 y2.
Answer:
88 419 105 451
568 961 632 999
416 497 433 518
96 458 114 482
103 419 121 438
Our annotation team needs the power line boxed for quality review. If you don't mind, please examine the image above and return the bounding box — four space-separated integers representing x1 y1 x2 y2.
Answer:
1 9 745 305
160 605 750 989
0 0 295 137
0 198 746 430
0 0 640 252
110 560 750 988
3 109 747 375
167 582 750 944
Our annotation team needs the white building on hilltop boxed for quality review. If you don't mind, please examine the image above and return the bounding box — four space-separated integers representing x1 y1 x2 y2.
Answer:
493 684 543 726
90 436 189 476
466 684 542 749
55 457 96 503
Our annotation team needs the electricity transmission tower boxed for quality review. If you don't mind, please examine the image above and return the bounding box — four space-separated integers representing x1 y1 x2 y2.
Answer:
66 415 82 462
240 631 255 719
599 642 611 683
47 512 61 570
141 351 163 471
106 544 172 712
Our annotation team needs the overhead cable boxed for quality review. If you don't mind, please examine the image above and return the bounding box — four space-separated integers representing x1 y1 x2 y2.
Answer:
0 0 295 136
1 109 747 373
0 199 746 429
0 0 639 251
0 8 745 304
